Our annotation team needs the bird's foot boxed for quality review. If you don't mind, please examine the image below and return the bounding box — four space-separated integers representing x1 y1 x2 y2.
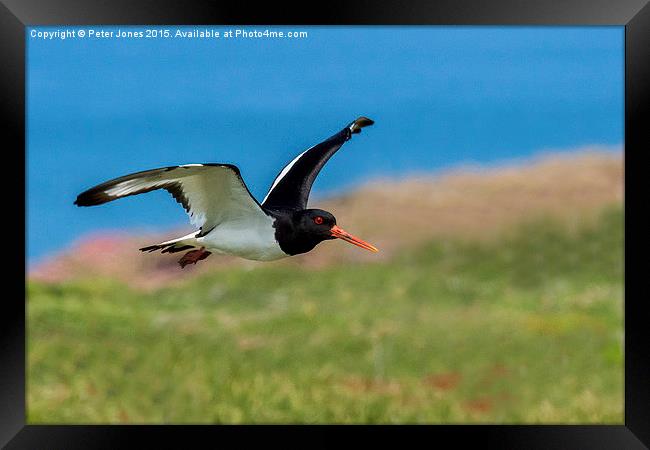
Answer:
178 247 212 268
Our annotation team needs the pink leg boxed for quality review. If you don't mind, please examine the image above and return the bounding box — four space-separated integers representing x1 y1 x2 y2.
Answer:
178 247 212 268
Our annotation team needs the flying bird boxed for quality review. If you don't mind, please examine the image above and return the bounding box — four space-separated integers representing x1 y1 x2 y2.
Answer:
75 117 378 268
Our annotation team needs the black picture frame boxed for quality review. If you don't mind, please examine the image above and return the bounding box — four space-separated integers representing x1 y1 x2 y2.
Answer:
3 0 647 447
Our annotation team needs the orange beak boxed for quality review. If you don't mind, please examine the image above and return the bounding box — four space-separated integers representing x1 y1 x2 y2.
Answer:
330 225 379 253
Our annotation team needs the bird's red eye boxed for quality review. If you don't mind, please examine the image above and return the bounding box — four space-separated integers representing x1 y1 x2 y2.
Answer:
314 216 324 225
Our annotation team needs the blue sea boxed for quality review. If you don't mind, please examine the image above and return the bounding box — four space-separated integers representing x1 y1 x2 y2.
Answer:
27 26 624 262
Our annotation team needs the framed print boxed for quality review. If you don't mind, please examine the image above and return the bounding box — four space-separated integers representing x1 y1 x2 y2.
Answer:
3 0 649 447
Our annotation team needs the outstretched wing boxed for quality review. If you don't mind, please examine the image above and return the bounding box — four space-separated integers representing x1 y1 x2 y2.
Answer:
75 163 266 235
261 117 374 210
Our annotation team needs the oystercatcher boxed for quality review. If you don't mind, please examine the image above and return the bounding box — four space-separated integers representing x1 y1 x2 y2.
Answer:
75 117 378 268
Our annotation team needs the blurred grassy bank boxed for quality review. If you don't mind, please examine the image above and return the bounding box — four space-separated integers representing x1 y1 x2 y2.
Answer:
27 205 623 423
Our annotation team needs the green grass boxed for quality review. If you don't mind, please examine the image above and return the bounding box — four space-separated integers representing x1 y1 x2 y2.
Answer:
27 206 623 423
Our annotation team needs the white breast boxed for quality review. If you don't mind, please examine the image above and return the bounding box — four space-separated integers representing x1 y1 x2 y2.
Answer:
197 213 288 261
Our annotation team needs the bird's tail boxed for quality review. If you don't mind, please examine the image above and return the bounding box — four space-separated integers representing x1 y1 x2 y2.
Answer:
139 232 198 254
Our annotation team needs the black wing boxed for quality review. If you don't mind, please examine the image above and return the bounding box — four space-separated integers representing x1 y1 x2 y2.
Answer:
261 117 374 210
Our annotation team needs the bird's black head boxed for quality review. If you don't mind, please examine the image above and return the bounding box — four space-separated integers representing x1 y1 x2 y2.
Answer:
295 209 338 240
274 208 378 256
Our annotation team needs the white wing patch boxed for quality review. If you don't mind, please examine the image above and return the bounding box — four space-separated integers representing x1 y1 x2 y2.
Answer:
105 179 169 197
262 147 312 204
79 164 267 232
